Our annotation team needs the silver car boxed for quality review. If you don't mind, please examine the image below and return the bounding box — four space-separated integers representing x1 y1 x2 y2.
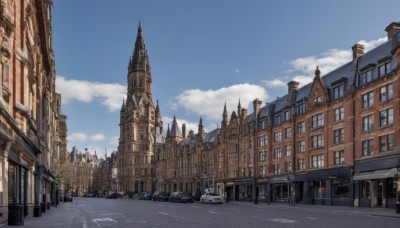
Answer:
200 192 223 204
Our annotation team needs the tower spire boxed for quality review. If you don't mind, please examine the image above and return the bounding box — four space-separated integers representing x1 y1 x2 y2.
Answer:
129 22 151 73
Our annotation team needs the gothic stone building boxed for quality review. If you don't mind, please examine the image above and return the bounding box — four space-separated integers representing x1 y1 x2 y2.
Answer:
0 0 65 225
119 22 400 210
117 23 163 194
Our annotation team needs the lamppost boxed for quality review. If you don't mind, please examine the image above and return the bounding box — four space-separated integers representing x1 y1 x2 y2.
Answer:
395 169 400 213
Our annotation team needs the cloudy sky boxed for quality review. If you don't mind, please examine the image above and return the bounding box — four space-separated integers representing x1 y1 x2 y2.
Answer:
52 0 400 158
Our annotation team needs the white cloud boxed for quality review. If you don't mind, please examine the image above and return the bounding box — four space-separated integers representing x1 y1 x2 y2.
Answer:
262 78 286 88
171 83 268 121
56 76 126 112
108 136 119 146
234 69 240 74
67 132 88 142
285 37 387 87
91 134 105 142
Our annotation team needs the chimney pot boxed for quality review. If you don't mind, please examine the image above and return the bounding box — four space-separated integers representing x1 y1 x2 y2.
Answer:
352 43 364 59
385 22 400 40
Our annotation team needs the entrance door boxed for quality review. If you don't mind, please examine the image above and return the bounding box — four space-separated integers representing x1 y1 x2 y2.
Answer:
377 180 383 207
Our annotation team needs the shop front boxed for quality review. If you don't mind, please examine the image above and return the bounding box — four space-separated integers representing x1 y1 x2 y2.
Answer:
295 167 353 206
353 154 400 209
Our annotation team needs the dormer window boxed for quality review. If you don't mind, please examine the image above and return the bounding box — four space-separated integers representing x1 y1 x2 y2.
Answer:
296 102 305 115
284 110 290 121
360 70 372 85
274 114 281 125
378 61 391 77
332 84 344 100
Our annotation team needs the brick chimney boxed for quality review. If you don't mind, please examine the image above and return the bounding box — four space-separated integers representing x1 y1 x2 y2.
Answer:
385 22 400 40
287 81 299 94
182 123 186 139
352 43 364 59
253 99 262 117
188 129 194 138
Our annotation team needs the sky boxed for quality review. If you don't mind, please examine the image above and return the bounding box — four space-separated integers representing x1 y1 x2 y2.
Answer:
52 0 400 158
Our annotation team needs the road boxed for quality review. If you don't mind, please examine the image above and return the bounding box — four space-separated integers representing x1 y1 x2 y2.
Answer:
23 197 400 228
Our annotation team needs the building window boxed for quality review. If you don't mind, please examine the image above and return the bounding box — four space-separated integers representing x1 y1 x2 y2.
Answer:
332 179 349 198
285 128 291 139
296 103 305 115
311 154 324 168
362 91 374 108
258 119 266 130
258 135 267 147
361 180 370 198
259 165 266 176
297 158 305 170
379 108 393 127
259 151 266 161
284 162 292 173
380 84 393 102
273 163 280 174
311 113 324 128
297 121 305 133
379 134 393 152
334 150 344 165
386 178 398 198
285 145 292 156
284 110 290 121
313 96 322 105
274 131 281 142
273 147 281 159
362 114 373 132
311 134 324 148
362 139 373 156
274 115 281 125
360 70 372 85
378 61 391 77
332 84 344 99
297 140 305 153
334 107 344 122
333 128 344 144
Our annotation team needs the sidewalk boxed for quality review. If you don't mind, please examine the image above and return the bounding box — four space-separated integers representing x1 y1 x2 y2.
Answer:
10 202 85 228
229 200 400 219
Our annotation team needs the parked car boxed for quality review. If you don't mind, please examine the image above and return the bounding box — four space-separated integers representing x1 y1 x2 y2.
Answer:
152 192 169 202
139 192 153 200
169 192 194 203
107 192 118 199
200 192 223 204
64 194 73 202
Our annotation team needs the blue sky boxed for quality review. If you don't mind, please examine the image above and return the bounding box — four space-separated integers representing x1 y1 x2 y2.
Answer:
52 0 400 158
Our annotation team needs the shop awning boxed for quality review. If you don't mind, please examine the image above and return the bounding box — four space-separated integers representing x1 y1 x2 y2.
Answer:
353 168 398 181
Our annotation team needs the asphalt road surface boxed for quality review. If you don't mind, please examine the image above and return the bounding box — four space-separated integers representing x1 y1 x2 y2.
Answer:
23 197 400 228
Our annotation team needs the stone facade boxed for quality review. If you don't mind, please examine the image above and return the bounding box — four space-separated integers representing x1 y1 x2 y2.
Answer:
118 22 400 209
117 23 163 194
0 0 65 224
93 151 117 197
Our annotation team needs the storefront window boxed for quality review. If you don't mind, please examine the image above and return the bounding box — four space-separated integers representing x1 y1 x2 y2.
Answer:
8 163 16 204
386 178 397 198
361 180 370 198
332 179 349 198
273 183 288 200
313 180 325 199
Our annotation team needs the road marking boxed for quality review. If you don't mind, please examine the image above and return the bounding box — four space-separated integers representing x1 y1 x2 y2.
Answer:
209 211 222 214
268 218 297 224
191 206 199 208
229 208 241 210
158 212 168 216
305 217 319 220
93 218 117 223
101 213 121 216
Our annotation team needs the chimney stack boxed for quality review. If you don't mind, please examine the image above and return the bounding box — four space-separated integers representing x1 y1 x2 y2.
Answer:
385 22 400 40
253 99 262 117
287 81 299 94
182 124 186 139
352 43 364 59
